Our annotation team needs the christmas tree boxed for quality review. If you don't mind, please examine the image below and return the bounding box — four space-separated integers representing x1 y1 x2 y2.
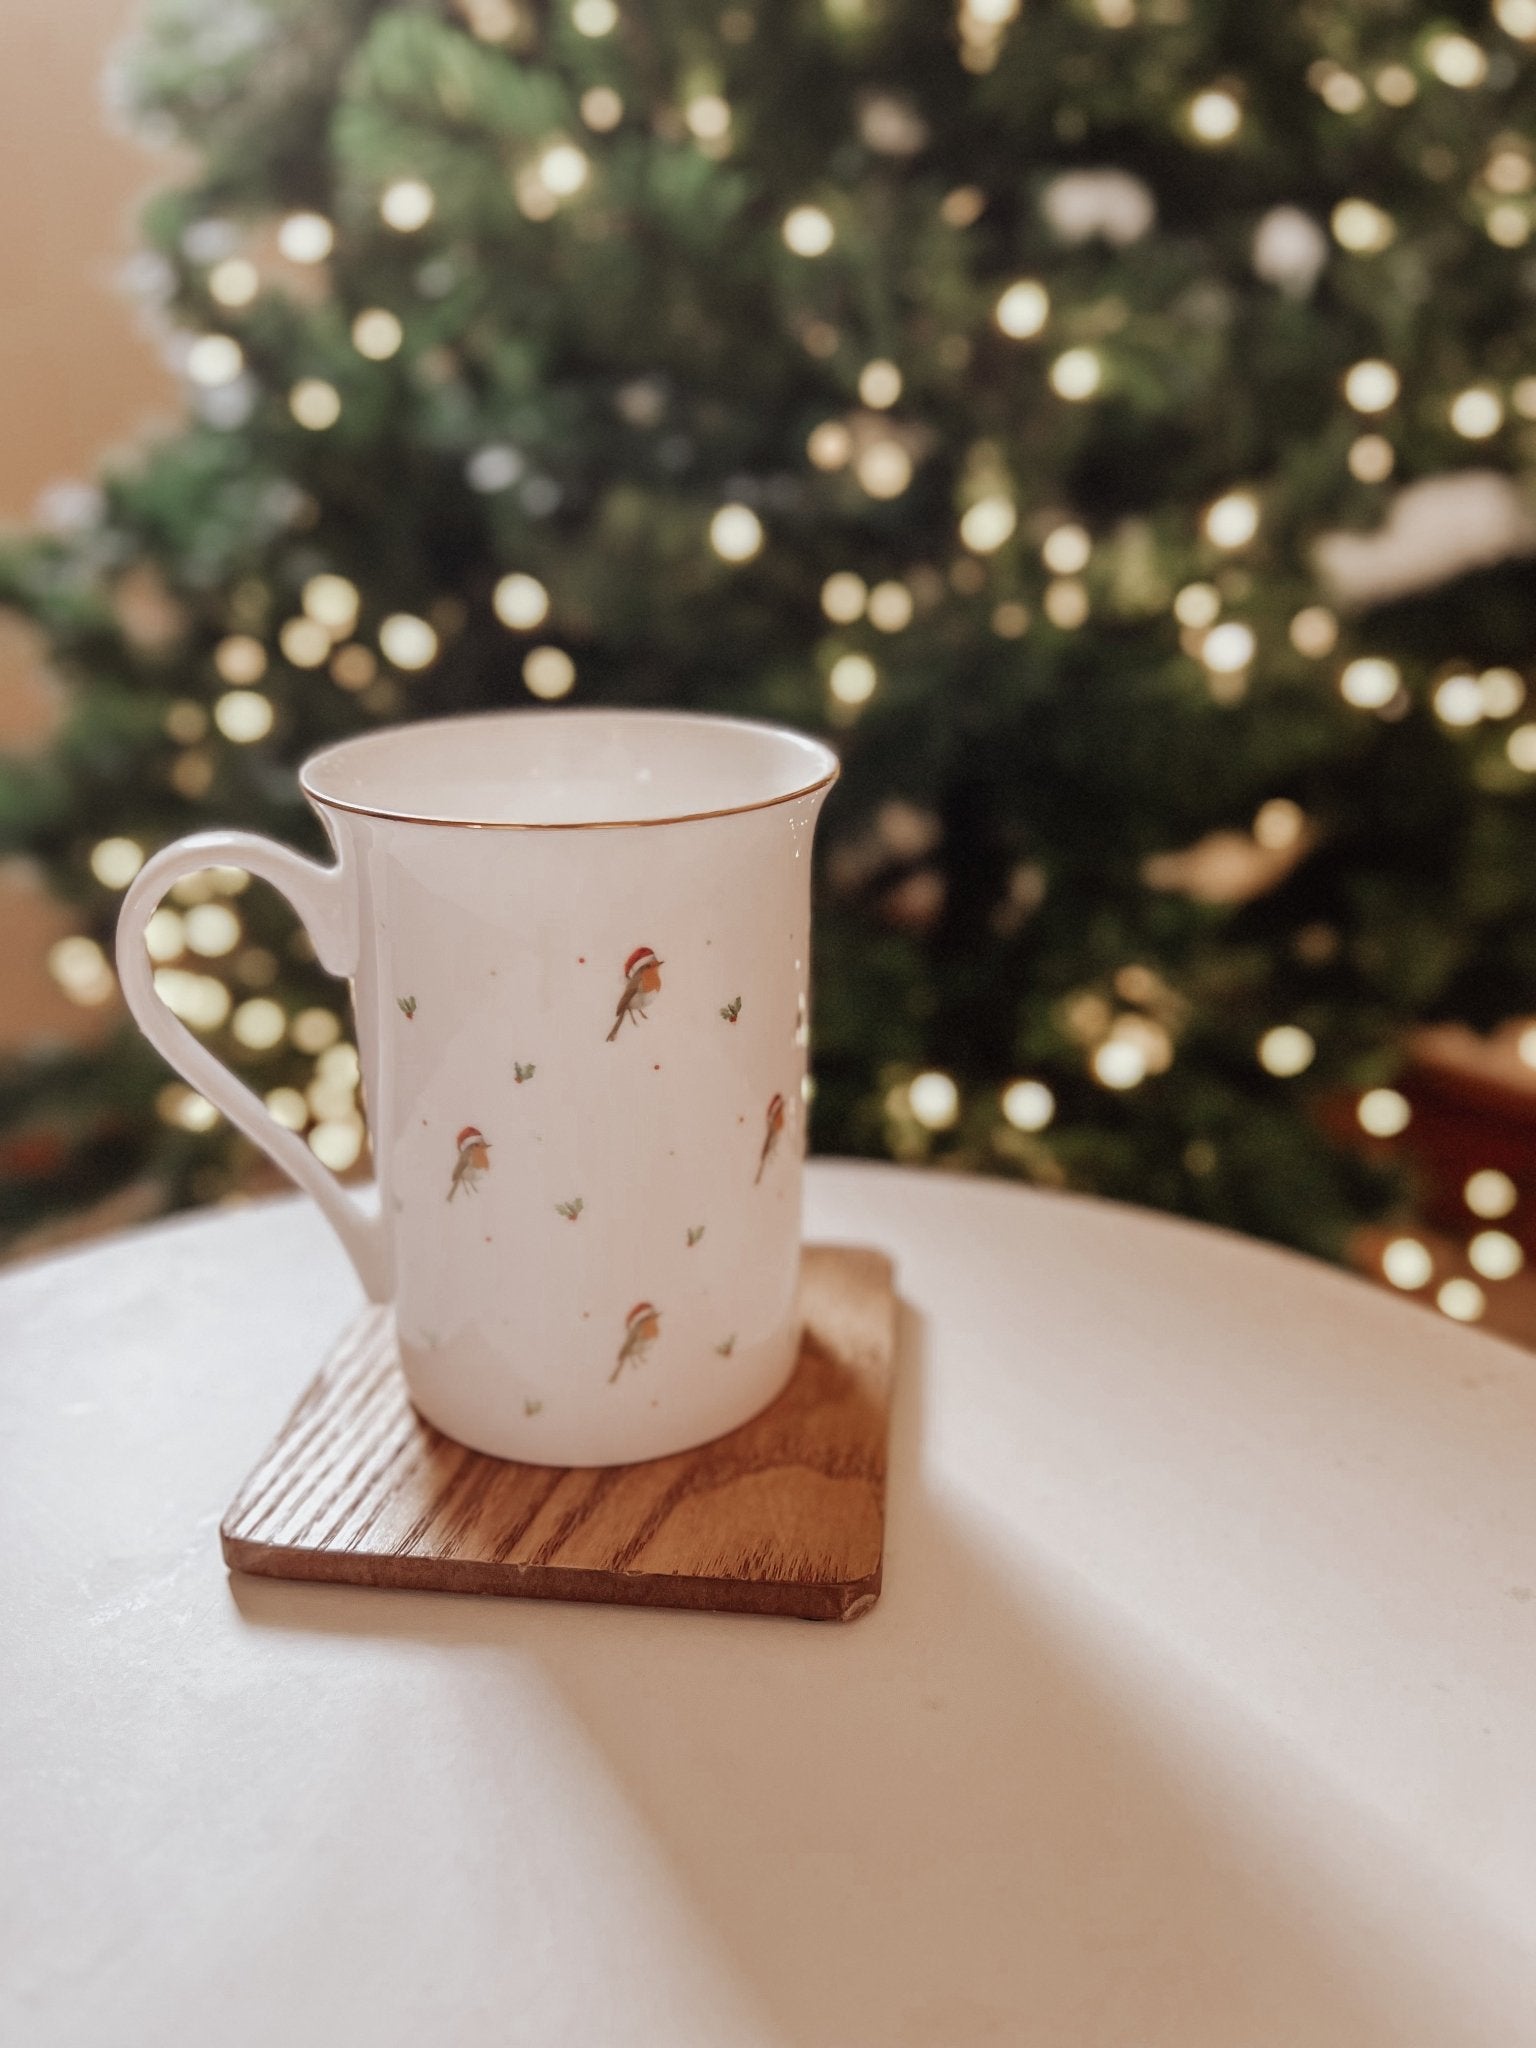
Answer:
5 0 1536 1263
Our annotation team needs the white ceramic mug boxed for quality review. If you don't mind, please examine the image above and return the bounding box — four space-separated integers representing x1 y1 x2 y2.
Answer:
117 709 838 1466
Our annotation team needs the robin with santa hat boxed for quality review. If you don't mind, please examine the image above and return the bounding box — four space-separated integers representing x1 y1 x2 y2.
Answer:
755 1092 786 1185
610 1301 661 1382
447 1125 491 1201
607 944 663 1041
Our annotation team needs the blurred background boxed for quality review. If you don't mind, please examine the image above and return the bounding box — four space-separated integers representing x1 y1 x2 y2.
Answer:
5 0 1536 1338
0 0 169 1125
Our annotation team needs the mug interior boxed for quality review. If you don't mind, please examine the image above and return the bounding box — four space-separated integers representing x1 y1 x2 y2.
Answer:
300 709 838 828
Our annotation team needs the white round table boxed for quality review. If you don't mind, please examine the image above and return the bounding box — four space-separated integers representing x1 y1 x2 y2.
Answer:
3 1162 1533 2046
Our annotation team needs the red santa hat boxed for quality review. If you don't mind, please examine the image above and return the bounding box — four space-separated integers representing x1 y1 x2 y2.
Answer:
624 945 659 976
626 1301 658 1329
456 1125 487 1152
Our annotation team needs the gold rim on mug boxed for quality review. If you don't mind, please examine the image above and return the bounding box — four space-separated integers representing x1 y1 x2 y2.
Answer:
298 709 841 831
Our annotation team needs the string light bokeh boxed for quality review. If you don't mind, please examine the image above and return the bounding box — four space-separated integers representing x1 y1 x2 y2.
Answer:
3 0 1536 1318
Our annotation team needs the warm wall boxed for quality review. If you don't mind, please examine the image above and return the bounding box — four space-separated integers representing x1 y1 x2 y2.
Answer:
0 0 171 1047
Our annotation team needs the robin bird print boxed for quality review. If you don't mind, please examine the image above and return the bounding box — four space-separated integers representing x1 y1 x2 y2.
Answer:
755 1092 786 1185
611 1301 661 1382
448 1125 491 1201
607 944 663 1041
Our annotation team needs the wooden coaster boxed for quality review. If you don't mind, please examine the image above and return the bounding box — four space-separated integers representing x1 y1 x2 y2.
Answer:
222 1244 895 1622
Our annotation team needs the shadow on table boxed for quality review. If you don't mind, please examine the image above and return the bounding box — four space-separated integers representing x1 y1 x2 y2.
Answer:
231 1304 1516 2048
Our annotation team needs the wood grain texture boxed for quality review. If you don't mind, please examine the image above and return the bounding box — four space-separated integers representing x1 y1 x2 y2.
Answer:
222 1244 895 1621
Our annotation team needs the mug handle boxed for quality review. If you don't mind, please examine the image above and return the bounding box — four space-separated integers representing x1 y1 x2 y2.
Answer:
116 829 389 1302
